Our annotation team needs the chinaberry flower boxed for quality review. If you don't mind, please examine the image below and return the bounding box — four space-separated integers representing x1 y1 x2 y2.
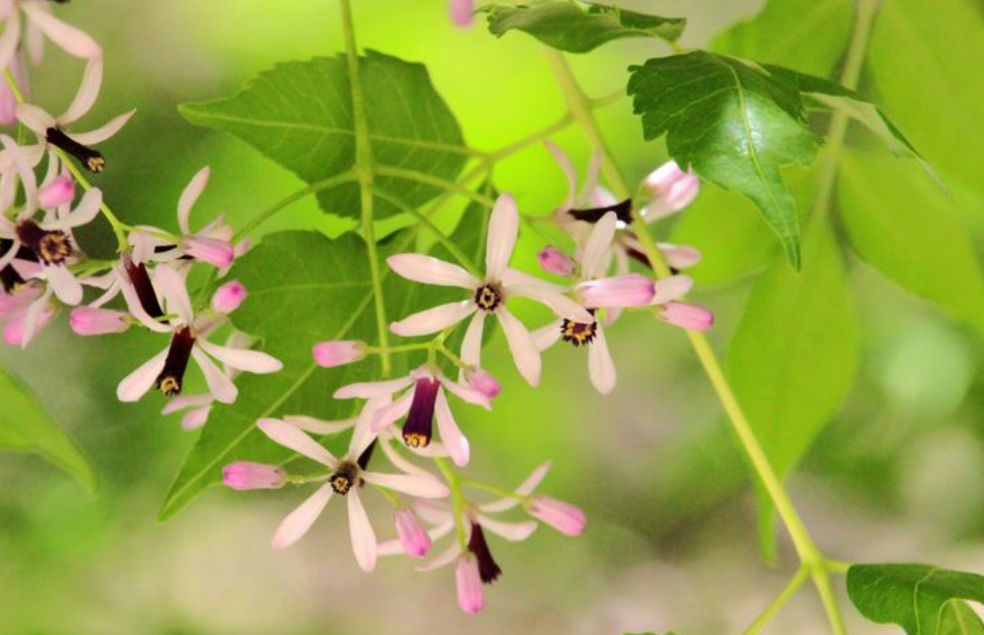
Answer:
223 462 287 491
658 301 714 332
388 193 590 386
640 160 700 223
116 264 282 403
17 58 134 173
70 306 130 335
448 0 474 27
336 366 489 467
250 412 448 571
312 339 367 369
480 461 586 536
0 269 52 347
0 0 102 69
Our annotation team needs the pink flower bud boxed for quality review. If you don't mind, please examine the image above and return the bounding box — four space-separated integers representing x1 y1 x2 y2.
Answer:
183 236 235 268
394 508 432 558
38 176 76 209
659 244 702 270
527 496 587 536
456 556 484 614
312 340 367 368
70 307 130 336
449 0 475 27
659 302 714 332
536 246 576 277
465 367 501 400
640 160 700 222
211 279 247 314
222 461 286 490
576 273 655 309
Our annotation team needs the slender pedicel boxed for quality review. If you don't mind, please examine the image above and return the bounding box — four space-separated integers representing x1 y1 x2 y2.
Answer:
568 198 633 225
155 326 196 396
46 127 105 173
467 523 502 584
15 220 72 265
403 377 441 448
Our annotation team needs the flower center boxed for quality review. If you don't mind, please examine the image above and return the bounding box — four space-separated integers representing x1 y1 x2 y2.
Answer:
155 327 196 397
560 318 598 347
46 127 105 173
15 220 72 265
473 283 502 312
329 462 360 495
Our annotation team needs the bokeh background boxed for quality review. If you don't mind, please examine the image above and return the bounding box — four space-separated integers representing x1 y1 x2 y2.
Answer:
1 0 984 634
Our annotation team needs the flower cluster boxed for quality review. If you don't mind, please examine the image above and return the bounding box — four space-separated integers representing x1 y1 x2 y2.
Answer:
221 144 710 613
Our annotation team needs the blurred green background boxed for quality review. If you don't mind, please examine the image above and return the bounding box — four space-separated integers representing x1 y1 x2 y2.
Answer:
2 0 984 633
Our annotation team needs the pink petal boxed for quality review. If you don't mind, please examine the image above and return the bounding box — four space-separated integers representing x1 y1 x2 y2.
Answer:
437 373 491 409
44 264 82 305
386 253 478 288
507 283 593 321
581 211 617 279
544 141 577 211
312 339 366 368
197 338 282 374
527 496 587 536
389 301 474 337
271 483 333 550
480 461 552 513
334 375 414 399
38 176 76 210
659 243 702 270
448 0 475 28
532 319 563 352
394 507 432 558
587 325 616 395
222 461 286 490
15 103 53 136
475 515 537 541
536 245 576 277
485 192 519 281
659 301 714 331
70 110 136 146
177 167 210 234
347 489 377 572
210 279 247 314
463 367 501 401
190 346 238 404
181 406 212 431
183 236 234 269
576 273 655 309
61 57 102 124
369 390 413 433
495 306 540 387
283 414 357 436
70 306 129 336
456 557 484 614
435 389 469 467
20 3 102 59
362 471 449 499
154 264 193 324
652 274 694 304
458 310 485 366
116 347 168 402
257 417 337 467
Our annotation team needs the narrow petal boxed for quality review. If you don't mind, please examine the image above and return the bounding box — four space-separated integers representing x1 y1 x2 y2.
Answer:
370 390 413 433
508 284 593 322
501 267 567 292
347 490 377 572
191 346 238 404
386 254 478 288
283 415 357 436
495 307 541 387
21 3 102 59
61 57 103 124
588 326 616 395
15 103 54 135
476 515 538 542
271 483 333 551
390 301 474 337
480 461 552 513
46 188 101 230
581 212 617 279
485 192 519 281
652 274 694 305
458 310 485 366
161 393 213 415
70 110 136 145
435 389 469 467
116 347 168 402
363 471 449 499
437 373 491 410
181 406 212 431
417 542 461 572
544 141 577 210
114 266 169 332
153 264 193 324
177 166 210 234
574 148 603 208
576 274 655 309
532 319 563 352
44 264 82 305
257 417 337 467
334 375 414 399
0 11 21 77
197 338 283 374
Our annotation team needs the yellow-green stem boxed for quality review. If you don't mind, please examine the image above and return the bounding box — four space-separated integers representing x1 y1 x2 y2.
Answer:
435 457 468 548
741 566 810 635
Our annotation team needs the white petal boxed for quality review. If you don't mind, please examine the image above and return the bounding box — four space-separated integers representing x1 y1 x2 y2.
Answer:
532 319 563 352
653 274 693 305
370 390 413 433
334 375 414 399
15 103 54 135
544 141 577 211
44 264 82 305
154 264 193 324
508 284 592 322
435 389 469 467
19 289 50 348
257 417 337 467
581 212 618 279
476 515 538 541
459 310 485 366
177 166 210 235
386 254 478 288
379 437 430 476
116 347 168 402
347 490 377 572
501 267 566 292
485 192 519 281
20 3 102 59
271 483 333 550
0 11 21 74
61 57 102 124
390 301 474 337
1 134 37 212
283 415 357 436
574 149 603 208
480 461 552 513
197 338 282 374
44 188 101 230
70 110 135 145
114 265 169 332
588 326 616 395
437 373 490 410
363 471 449 499
495 306 541 387
161 393 214 415
191 346 238 404
347 396 387 458
416 542 461 572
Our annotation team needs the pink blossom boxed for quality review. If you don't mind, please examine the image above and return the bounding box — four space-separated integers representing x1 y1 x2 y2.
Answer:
456 556 484 613
526 496 586 536
223 461 286 491
659 301 714 331
312 340 367 369
464 367 501 400
70 306 129 335
448 0 475 27
38 175 75 209
211 279 247 314
536 246 575 277
394 507 432 558
640 160 700 222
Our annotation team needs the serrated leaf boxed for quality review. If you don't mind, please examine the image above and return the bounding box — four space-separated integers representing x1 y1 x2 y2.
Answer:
712 0 852 76
727 218 857 558
483 2 685 53
848 564 984 635
159 230 417 520
179 51 467 220
838 151 984 340
0 363 95 493
628 52 823 268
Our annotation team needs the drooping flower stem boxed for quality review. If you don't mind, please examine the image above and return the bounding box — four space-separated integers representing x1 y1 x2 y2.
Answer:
542 47 847 634
740 566 810 635
3 69 129 250
339 0 392 376
435 457 469 549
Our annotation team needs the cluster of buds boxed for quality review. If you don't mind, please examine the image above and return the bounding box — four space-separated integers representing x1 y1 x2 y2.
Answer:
222 144 711 613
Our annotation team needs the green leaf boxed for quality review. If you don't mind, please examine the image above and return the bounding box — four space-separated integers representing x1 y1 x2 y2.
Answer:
712 0 852 77
628 52 823 268
838 151 984 340
179 52 468 220
727 218 857 558
867 0 984 201
483 2 685 53
848 564 984 635
159 230 412 520
0 363 96 493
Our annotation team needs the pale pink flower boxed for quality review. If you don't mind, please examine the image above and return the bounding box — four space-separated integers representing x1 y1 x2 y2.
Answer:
448 0 475 27
210 279 247 314
393 507 432 558
223 461 287 491
16 58 134 174
116 264 282 403
37 174 74 209
640 160 700 222
659 301 714 332
70 306 129 335
0 277 53 347
479 461 585 536
0 0 102 68
312 340 367 369
536 245 576 277
252 411 448 571
388 193 590 386
336 366 490 467
463 367 501 400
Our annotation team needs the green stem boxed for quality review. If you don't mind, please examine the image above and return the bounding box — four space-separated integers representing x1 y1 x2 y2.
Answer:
339 0 391 377
461 479 525 502
435 457 468 548
373 164 496 208
234 170 357 242
740 567 810 635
